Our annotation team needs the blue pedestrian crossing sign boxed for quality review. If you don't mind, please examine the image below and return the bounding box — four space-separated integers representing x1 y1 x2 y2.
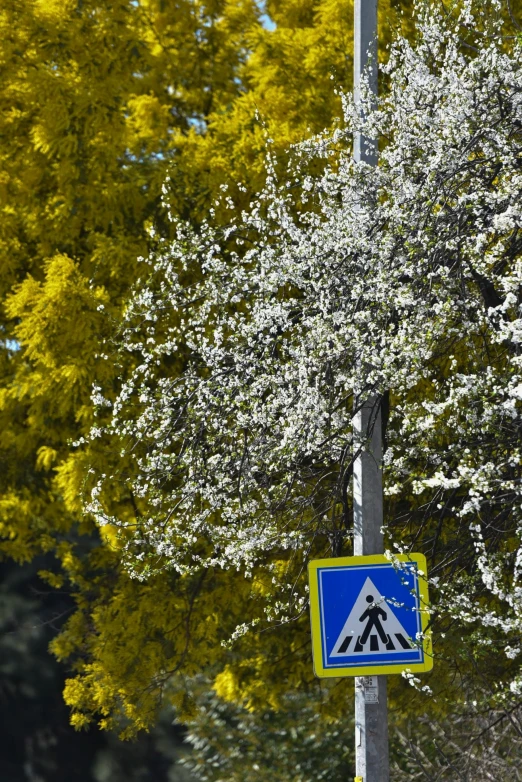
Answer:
308 554 433 677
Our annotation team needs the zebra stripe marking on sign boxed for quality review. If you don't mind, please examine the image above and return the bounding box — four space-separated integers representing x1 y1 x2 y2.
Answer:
331 576 415 657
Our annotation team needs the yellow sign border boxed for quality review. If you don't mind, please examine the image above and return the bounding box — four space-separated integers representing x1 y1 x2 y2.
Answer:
308 553 433 677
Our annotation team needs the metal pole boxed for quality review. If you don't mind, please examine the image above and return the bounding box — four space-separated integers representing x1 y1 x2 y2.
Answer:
353 401 389 782
353 1 390 781
354 0 378 166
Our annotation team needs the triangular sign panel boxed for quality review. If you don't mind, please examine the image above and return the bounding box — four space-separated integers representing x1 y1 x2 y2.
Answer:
331 576 414 657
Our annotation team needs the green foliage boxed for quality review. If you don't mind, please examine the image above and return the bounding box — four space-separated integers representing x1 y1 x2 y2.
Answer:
182 679 355 782
0 559 195 781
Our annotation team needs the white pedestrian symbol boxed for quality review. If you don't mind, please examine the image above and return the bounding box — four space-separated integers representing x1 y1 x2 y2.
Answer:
331 576 415 656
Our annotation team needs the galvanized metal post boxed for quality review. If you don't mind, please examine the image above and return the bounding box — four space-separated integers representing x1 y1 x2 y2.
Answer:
353 0 378 167
353 1 390 781
353 399 389 782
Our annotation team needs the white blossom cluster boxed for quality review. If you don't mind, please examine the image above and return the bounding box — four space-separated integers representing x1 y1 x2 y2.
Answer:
87 2 522 677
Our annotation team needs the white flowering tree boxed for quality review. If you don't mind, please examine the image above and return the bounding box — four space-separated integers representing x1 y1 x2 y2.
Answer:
87 0 522 724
